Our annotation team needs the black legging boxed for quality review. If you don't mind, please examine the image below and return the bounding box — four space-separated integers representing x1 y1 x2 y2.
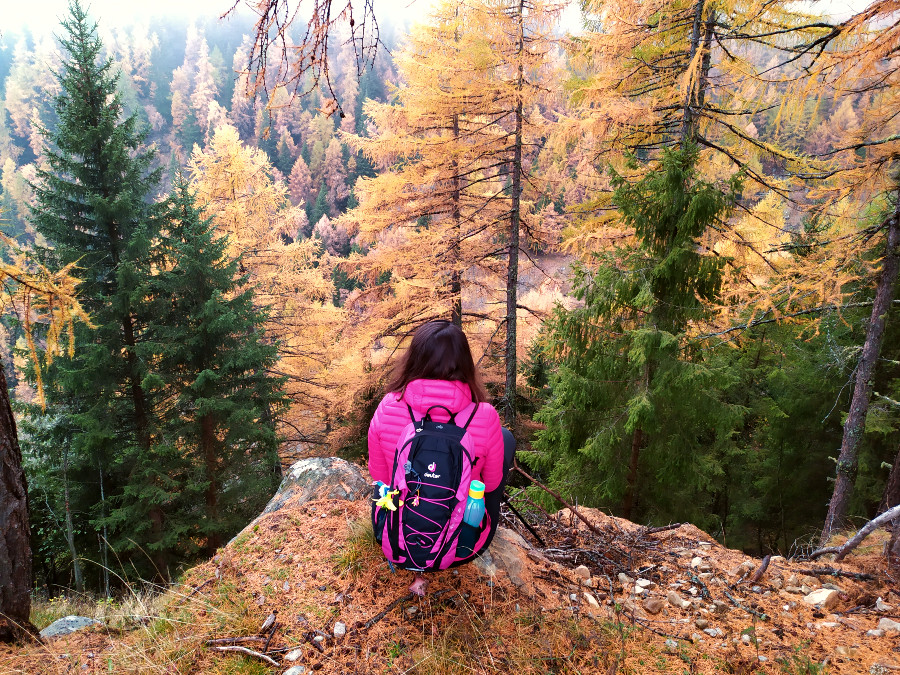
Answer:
481 427 516 550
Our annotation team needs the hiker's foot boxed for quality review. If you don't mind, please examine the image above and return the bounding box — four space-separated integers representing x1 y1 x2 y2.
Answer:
409 574 429 597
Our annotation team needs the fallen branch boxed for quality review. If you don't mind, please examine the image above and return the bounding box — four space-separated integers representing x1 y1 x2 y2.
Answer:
749 555 772 584
204 637 267 646
209 645 279 666
262 621 278 653
643 524 683 535
809 504 900 561
513 463 605 538
177 578 214 605
793 567 876 581
723 589 769 621
362 593 414 630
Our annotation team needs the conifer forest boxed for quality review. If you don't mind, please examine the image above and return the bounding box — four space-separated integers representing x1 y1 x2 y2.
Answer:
2 0 900 637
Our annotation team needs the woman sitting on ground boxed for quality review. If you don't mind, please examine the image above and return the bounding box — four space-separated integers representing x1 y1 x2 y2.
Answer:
367 320 516 596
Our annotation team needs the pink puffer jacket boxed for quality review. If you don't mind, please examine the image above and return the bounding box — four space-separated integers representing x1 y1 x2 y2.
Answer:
368 379 505 492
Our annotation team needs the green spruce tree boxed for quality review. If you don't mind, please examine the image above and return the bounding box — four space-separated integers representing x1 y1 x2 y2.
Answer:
29 0 169 578
144 175 286 557
524 144 743 526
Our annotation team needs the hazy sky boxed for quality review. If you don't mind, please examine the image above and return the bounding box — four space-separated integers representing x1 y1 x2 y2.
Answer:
9 0 584 36
5 0 871 38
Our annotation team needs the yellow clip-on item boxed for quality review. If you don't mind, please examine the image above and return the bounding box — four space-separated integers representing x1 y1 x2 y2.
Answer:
374 488 403 511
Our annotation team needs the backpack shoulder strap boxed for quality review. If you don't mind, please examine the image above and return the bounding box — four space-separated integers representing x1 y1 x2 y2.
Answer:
461 402 478 430
405 403 417 424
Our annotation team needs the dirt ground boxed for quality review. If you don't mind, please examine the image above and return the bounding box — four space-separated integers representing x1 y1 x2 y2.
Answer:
2 495 899 674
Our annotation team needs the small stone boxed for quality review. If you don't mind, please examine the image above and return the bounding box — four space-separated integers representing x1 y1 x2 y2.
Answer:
877 618 900 633
284 666 307 675
823 583 841 592
283 581 290 592
574 565 591 580
284 648 304 662
581 577 596 588
643 597 665 614
333 622 346 638
818 622 839 628
703 627 723 638
800 585 813 595
313 635 325 644
636 578 652 588
867 629 885 638
405 606 418 617
569 593 579 602
800 575 819 588
39 616 101 638
772 578 784 590
694 618 709 629
876 597 893 612
691 633 704 643
785 586 803 594
690 556 704 568
741 634 751 644
664 638 678 653
688 586 698 596
758 655 768 663
585 593 601 609
667 591 690 610
803 588 840 611
834 646 858 657
618 572 633 586
633 586 646 596
712 600 729 614
787 574 799 587
751 585 762 593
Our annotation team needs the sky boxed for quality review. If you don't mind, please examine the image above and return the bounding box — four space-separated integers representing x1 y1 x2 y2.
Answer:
3 0 872 41
8 0 585 35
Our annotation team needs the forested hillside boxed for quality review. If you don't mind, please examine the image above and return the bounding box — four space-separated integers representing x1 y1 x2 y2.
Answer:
0 0 898 622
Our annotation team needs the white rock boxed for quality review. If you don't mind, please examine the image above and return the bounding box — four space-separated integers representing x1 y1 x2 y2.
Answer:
690 557 704 568
284 667 307 675
667 591 691 610
877 618 900 633
333 622 346 638
876 597 893 612
867 629 885 638
618 572 633 586
634 586 646 596
284 648 303 662
803 588 840 611
585 593 600 609
574 565 591 580
636 578 652 588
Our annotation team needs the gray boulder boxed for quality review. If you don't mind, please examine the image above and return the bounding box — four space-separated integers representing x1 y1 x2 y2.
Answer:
263 457 369 514
39 615 101 638
474 527 532 588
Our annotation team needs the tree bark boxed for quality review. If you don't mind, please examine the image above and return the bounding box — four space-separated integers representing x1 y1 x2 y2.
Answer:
622 428 643 520
879 444 900 514
821 204 900 546
0 371 40 643
61 445 84 594
202 413 222 556
504 0 524 427
450 112 462 327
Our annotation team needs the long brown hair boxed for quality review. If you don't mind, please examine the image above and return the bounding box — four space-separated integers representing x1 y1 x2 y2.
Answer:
387 321 488 403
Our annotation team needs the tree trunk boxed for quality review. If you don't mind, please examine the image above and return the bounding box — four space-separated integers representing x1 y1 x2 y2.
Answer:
0 371 40 643
61 445 83 594
201 413 222 556
504 0 524 427
451 112 462 327
879 444 900 514
821 204 900 546
622 428 643 520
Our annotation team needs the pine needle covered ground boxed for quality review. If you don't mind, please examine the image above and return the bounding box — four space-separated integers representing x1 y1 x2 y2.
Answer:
2 495 899 674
